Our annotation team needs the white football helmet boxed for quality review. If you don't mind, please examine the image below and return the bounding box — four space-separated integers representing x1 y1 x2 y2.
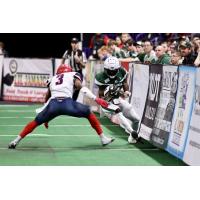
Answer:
104 56 121 79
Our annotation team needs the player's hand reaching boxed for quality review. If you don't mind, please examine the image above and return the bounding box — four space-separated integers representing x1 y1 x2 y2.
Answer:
95 97 108 108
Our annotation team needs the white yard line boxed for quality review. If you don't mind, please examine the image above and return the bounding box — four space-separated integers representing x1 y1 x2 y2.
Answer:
0 147 159 151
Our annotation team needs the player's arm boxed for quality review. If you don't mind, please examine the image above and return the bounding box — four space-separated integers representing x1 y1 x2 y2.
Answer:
74 76 108 108
98 86 106 98
45 88 51 103
122 77 131 98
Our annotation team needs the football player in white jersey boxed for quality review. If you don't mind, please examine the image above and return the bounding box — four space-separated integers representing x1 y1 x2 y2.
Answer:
8 64 114 149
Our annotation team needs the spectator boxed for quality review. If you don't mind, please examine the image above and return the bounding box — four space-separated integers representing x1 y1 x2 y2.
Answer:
0 41 9 57
192 34 200 55
119 39 139 62
194 39 200 67
61 37 87 77
115 35 123 48
161 41 170 55
97 46 111 61
143 40 156 64
89 33 109 59
154 45 171 64
121 33 132 53
179 41 197 65
107 39 126 58
135 41 145 62
170 51 182 65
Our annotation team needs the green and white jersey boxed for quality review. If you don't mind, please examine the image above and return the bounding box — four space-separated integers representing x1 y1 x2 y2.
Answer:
95 67 127 87
95 67 128 102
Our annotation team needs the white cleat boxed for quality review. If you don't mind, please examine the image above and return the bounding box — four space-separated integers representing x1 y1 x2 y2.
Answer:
128 135 137 144
101 136 115 146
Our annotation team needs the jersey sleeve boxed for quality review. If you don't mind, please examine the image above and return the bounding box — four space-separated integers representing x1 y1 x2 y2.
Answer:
95 72 107 86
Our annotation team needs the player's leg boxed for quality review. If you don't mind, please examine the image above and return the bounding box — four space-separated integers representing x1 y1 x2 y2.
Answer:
8 99 59 149
118 98 140 141
61 98 115 146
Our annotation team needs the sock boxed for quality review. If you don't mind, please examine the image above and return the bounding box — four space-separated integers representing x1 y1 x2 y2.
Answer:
19 120 38 138
87 113 103 136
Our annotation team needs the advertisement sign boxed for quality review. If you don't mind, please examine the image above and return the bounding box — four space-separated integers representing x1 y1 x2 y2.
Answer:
129 63 149 122
150 65 178 149
139 64 162 141
167 66 196 159
2 58 53 102
183 68 200 165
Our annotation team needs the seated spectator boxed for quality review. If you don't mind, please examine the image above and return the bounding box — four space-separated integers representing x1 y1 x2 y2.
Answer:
135 41 145 62
143 40 156 64
107 39 126 58
179 41 197 65
161 41 170 56
194 39 200 67
192 34 200 55
89 33 109 59
154 45 171 64
170 51 183 65
118 39 139 62
97 46 111 61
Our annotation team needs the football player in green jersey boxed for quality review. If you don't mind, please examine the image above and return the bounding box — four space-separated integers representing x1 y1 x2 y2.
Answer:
95 56 140 143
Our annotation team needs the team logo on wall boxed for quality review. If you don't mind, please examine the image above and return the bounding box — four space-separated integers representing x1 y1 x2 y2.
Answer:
9 59 18 75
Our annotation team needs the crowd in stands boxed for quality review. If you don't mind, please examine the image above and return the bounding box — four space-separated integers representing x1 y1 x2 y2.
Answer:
86 33 200 67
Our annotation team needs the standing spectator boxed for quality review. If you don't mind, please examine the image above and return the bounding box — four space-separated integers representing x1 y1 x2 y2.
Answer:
179 41 197 65
115 35 123 48
61 37 87 77
170 51 182 65
143 40 156 64
154 45 171 64
89 33 109 59
121 33 132 49
0 41 9 57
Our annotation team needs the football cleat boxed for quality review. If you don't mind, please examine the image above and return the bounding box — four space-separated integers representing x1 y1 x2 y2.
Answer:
128 135 137 144
101 136 115 146
8 141 17 149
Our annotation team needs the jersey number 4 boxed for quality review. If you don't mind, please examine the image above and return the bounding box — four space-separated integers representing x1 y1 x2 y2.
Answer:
55 74 64 85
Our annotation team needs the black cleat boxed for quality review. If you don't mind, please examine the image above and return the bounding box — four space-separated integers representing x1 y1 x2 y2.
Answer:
8 142 17 149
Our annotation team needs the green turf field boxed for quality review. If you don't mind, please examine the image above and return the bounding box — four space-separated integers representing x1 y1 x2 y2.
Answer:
0 104 186 166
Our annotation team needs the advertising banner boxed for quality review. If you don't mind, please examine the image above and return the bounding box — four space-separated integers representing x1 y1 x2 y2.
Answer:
139 64 162 141
150 65 178 149
183 68 200 165
2 58 53 102
167 66 196 159
129 63 149 122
